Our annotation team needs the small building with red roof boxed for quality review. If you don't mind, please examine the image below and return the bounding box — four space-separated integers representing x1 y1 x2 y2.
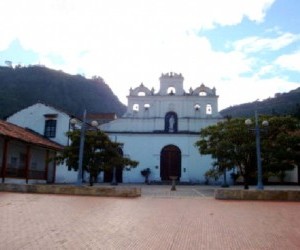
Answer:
0 119 63 183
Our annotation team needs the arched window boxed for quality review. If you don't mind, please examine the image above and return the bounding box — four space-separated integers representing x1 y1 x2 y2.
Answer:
199 91 207 96
167 87 176 95
133 104 139 112
144 103 150 110
165 112 178 133
194 104 200 111
138 92 146 96
206 104 212 114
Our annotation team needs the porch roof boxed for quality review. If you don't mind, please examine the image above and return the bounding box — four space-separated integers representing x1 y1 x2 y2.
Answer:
0 120 63 151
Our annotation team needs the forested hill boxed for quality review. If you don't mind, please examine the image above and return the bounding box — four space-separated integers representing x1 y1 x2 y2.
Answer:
0 65 126 119
2 65 299 120
220 87 300 118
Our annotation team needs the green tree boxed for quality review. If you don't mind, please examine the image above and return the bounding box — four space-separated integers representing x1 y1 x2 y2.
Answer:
262 116 300 183
196 118 254 189
57 129 138 186
195 116 300 189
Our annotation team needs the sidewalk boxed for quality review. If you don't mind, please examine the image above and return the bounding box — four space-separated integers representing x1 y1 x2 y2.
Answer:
128 183 300 198
1 188 300 249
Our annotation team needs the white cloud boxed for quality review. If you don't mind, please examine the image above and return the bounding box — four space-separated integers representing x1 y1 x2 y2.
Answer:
256 65 274 77
217 76 299 109
232 33 300 53
2 0 297 111
0 0 275 53
275 50 300 72
71 34 257 107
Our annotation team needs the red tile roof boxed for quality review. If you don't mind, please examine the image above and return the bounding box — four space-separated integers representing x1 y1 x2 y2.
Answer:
0 120 63 151
85 113 117 120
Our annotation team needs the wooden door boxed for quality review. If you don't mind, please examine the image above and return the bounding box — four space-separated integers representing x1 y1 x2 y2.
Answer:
160 145 181 181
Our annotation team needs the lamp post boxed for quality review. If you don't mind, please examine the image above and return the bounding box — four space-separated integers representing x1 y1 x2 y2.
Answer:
245 111 268 190
70 111 98 185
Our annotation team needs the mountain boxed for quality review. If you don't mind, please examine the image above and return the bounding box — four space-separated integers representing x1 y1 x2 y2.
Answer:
0 65 126 119
1 65 299 120
220 87 300 118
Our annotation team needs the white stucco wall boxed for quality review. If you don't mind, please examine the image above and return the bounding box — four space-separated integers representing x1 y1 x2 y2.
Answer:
55 165 78 183
101 116 220 133
7 103 71 146
107 133 214 183
285 167 298 183
126 95 220 119
6 103 75 183
99 74 223 183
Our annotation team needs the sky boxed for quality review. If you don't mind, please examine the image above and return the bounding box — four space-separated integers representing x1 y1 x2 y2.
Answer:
0 0 299 110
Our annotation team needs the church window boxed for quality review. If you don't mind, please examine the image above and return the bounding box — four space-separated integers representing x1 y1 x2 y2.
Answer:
138 92 146 96
194 104 200 111
167 87 176 95
199 91 207 96
144 103 150 110
133 104 139 112
206 104 212 115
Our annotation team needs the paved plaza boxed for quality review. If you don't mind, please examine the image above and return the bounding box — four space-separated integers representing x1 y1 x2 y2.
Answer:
1 185 300 250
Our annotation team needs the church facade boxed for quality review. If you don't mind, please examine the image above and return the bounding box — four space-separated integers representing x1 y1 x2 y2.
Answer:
100 72 223 183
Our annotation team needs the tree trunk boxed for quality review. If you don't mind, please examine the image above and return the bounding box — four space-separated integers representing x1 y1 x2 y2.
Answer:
89 174 94 186
243 173 249 190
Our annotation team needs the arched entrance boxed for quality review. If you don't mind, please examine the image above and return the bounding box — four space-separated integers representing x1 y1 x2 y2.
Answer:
103 167 123 183
103 148 123 183
160 145 181 181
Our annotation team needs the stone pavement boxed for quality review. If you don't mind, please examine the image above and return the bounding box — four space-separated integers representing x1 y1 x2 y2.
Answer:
1 185 300 250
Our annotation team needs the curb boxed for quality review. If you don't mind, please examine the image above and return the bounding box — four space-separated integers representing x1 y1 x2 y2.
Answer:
215 188 300 201
0 183 141 198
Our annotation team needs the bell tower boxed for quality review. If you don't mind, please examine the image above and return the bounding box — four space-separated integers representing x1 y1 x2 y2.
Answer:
158 72 184 95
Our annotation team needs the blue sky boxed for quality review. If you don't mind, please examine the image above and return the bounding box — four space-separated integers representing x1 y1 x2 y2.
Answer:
0 0 299 110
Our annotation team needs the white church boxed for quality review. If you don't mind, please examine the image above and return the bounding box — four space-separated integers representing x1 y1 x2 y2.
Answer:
100 72 223 184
